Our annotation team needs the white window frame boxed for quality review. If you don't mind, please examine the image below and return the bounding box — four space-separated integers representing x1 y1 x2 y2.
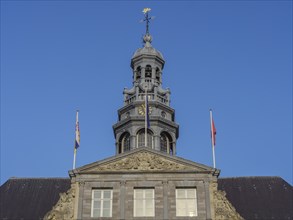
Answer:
91 189 113 217
176 188 198 217
134 188 155 217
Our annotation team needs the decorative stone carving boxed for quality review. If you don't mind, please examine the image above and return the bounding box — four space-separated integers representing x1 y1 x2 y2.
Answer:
214 189 244 220
90 152 197 171
44 185 75 220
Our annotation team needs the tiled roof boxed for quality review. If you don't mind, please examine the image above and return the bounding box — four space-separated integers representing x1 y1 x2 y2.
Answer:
0 178 71 220
0 176 292 219
218 176 293 220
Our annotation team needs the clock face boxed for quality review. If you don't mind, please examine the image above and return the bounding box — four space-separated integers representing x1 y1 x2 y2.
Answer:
138 104 152 116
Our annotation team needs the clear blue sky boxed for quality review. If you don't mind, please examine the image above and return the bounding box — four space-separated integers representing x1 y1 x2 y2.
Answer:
1 1 292 185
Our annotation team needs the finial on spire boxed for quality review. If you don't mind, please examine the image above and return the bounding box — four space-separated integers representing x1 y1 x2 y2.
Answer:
142 8 154 35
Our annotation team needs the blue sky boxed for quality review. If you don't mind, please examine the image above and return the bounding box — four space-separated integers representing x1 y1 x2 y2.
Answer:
1 1 292 185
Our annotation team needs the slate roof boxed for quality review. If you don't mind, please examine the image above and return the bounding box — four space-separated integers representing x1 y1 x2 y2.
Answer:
0 178 71 220
218 176 293 220
0 176 292 220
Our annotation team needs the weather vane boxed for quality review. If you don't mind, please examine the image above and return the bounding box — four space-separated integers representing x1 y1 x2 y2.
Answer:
141 8 155 35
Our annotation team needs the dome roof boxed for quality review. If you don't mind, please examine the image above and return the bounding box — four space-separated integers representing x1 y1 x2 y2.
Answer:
132 46 164 60
131 34 164 60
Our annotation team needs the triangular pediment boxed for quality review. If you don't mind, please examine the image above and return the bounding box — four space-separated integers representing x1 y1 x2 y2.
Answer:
73 148 217 174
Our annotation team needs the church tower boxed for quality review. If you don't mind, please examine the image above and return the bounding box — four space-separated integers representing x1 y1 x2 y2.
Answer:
113 9 179 155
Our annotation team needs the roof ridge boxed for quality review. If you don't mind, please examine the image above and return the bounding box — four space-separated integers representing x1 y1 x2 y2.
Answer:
9 177 70 180
219 176 281 179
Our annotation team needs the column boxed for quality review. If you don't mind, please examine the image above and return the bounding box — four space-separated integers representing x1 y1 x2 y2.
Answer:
151 67 155 84
204 181 212 220
163 181 169 220
77 181 85 219
120 181 126 219
154 134 160 151
115 141 120 155
172 142 176 155
130 135 136 150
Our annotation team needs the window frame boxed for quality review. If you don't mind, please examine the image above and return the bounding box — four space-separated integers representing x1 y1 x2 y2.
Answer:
119 132 130 153
91 189 113 218
160 132 173 155
136 129 153 148
176 188 198 217
133 188 155 217
145 65 152 78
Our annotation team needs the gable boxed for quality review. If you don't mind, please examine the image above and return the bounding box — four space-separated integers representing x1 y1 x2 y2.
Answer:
73 148 217 174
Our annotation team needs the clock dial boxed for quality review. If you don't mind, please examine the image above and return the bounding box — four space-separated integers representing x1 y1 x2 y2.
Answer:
138 104 152 116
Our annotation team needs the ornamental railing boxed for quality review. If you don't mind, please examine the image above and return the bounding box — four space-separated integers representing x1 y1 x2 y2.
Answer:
124 92 169 106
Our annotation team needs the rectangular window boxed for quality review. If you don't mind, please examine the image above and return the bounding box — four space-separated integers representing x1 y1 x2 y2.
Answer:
134 188 155 217
91 189 113 217
176 188 197 217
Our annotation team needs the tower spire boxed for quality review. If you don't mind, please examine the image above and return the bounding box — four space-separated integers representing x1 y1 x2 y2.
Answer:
142 8 153 35
113 9 179 156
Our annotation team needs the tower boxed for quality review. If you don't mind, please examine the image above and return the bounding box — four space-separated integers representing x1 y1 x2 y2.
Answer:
113 9 179 156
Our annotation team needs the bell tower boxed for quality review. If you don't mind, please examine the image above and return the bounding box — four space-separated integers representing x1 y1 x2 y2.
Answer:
113 8 179 155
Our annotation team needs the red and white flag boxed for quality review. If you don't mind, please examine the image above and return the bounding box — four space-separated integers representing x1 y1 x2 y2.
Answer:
211 117 216 147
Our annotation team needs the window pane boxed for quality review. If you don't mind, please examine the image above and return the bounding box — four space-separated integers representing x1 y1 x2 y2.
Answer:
92 209 100 217
177 200 185 208
160 135 167 152
145 200 153 209
177 208 185 216
176 189 197 217
135 207 143 216
103 190 111 199
177 189 185 198
135 189 143 197
103 209 111 217
145 208 154 216
187 200 196 213
103 200 111 209
92 190 112 218
93 201 101 209
188 211 196 217
134 189 154 217
145 190 153 198
187 189 196 198
94 190 101 199
136 200 143 209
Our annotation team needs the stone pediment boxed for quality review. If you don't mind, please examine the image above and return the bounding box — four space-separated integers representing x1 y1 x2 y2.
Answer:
74 148 215 174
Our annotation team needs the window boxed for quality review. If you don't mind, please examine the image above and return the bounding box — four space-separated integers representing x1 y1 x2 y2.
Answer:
160 135 168 153
176 188 197 217
145 65 152 78
160 132 173 155
156 67 160 82
119 132 130 153
136 66 141 80
91 189 113 217
137 129 153 148
134 189 155 217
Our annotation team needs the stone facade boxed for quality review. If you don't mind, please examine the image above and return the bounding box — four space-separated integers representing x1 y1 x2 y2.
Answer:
44 148 243 220
72 148 219 219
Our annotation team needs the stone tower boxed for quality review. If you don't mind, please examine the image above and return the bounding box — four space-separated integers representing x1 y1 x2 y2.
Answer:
113 10 179 156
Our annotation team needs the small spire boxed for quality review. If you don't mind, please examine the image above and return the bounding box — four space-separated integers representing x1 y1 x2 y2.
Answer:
141 8 155 45
142 8 152 35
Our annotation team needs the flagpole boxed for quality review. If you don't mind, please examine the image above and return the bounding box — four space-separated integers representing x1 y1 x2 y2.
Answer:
210 109 216 168
73 110 79 169
145 88 148 147
73 149 76 169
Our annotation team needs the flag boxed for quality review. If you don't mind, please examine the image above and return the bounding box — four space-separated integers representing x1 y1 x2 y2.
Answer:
146 95 150 128
211 117 216 147
75 111 80 150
